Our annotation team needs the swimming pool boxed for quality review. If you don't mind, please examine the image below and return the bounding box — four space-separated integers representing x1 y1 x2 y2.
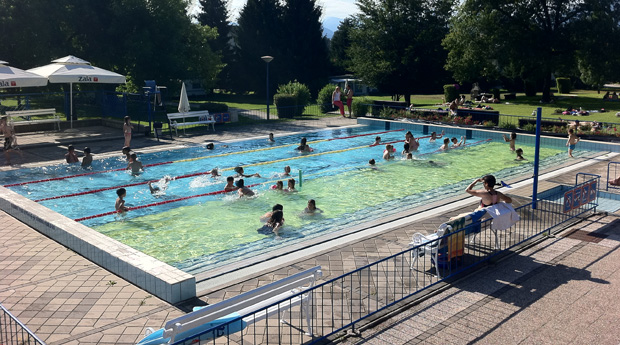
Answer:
0 125 591 274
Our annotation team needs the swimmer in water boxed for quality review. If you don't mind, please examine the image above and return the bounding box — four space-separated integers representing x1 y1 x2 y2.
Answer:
408 134 420 151
261 204 283 223
373 136 381 145
515 148 526 161
304 199 323 214
502 132 517 151
383 144 394 160
440 138 450 150
369 159 377 169
206 143 214 150
236 179 255 197
402 143 410 155
429 130 445 143
257 209 284 237
286 178 297 192
272 180 284 190
127 153 144 175
296 137 312 152
281 166 291 177
451 136 465 148
115 188 129 212
210 168 221 178
268 133 275 142
148 176 172 194
406 153 413 160
224 176 239 192
234 166 261 178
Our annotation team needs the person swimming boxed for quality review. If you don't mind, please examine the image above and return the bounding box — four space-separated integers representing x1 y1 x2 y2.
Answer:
296 137 312 152
439 138 450 150
281 166 291 177
257 209 284 237
383 144 394 160
236 179 255 197
451 136 465 147
515 148 525 161
304 199 323 214
234 166 261 178
373 136 381 145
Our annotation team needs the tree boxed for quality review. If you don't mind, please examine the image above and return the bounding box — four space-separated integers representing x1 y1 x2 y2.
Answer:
280 0 329 95
329 18 355 74
197 0 234 90
444 0 619 102
232 0 285 94
349 0 455 105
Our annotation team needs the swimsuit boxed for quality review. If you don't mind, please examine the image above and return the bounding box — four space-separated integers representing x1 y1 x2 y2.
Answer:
480 190 499 208
569 144 576 150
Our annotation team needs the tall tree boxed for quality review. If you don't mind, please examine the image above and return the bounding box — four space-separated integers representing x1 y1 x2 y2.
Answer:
444 0 619 102
197 0 233 90
329 17 355 75
349 0 455 105
280 0 329 94
232 0 284 94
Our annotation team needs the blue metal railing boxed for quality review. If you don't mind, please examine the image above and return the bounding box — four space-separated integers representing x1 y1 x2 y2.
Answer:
0 303 46 345
171 174 600 345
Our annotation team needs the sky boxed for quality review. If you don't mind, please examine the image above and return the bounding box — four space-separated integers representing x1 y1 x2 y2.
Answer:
190 0 360 22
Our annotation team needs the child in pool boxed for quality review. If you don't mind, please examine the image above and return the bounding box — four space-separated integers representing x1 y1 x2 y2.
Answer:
271 180 284 190
439 138 450 150
502 132 517 151
567 128 580 157
210 168 221 178
373 136 381 145
281 166 291 177
406 153 413 160
383 144 394 160
429 130 445 143
236 179 255 197
268 133 275 142
286 178 297 192
451 136 465 148
81 147 93 168
127 153 144 175
369 159 377 169
65 145 79 163
304 199 323 214
148 176 172 194
261 204 284 223
234 166 261 178
257 210 284 237
115 188 129 212
224 176 239 192
515 148 526 161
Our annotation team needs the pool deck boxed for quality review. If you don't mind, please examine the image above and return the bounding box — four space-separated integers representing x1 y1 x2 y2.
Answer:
1 119 619 344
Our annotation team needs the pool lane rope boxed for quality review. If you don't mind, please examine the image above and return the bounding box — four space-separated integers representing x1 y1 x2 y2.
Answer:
73 138 493 222
35 133 481 202
4 129 405 188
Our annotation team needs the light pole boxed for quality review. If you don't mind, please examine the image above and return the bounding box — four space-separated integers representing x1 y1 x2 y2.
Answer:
261 56 274 120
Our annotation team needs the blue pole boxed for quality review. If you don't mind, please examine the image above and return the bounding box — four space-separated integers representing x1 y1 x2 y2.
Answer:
266 62 270 120
532 107 542 209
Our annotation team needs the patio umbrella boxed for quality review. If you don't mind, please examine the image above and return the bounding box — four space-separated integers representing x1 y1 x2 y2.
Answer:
178 82 191 113
27 55 126 128
0 60 48 89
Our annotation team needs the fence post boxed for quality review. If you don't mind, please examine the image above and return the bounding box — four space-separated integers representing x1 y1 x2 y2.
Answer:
532 107 542 209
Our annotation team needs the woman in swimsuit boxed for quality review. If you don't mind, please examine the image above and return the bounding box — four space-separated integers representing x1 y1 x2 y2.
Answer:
466 175 512 210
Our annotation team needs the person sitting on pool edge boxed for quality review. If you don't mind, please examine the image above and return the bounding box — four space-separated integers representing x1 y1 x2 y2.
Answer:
224 176 238 192
466 175 512 210
236 179 255 197
234 166 261 178
257 209 284 237
115 188 129 212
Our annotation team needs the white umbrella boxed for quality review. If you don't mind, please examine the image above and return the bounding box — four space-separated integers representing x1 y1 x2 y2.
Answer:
0 60 48 89
178 82 191 113
27 55 126 128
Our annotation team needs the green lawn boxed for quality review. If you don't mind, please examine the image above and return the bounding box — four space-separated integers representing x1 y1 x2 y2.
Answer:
365 90 620 123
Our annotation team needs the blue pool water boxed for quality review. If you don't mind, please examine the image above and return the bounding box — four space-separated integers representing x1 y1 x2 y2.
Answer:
0 126 590 274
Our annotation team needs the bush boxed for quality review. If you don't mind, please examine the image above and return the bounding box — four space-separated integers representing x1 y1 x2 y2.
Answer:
317 84 336 113
197 102 228 113
556 77 571 94
276 81 310 116
482 120 495 127
273 94 297 119
444 84 459 103
522 123 536 132
351 97 370 118
499 122 517 130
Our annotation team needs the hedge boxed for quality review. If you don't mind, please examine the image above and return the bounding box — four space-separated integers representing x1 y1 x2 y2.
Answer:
274 94 297 118
556 77 571 94
444 84 459 103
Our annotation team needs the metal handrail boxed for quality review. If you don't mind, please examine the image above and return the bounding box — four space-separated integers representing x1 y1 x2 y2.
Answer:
0 303 47 345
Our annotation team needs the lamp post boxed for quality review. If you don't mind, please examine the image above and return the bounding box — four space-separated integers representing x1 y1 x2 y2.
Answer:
261 56 274 120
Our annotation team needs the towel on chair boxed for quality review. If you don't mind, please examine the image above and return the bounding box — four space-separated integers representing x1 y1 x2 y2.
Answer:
485 203 520 230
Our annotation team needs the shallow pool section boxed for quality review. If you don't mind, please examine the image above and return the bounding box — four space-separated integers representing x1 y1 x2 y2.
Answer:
0 125 594 275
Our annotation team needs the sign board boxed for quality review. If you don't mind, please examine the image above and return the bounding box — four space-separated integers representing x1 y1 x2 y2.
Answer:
563 181 598 213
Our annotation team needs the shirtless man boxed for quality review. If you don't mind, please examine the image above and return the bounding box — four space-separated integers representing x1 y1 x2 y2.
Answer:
224 176 239 192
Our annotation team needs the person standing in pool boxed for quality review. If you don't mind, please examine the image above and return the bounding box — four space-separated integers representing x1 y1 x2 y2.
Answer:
261 204 284 223
286 178 297 192
81 147 93 168
127 153 144 175
373 136 381 145
281 166 292 177
236 179 255 197
383 144 394 160
268 133 275 142
567 128 580 158
224 176 239 192
296 137 312 152
466 175 512 210
65 145 79 163
115 188 129 212
451 136 465 148
502 132 517 151
304 199 323 214
439 138 450 150
257 209 284 237
429 130 445 143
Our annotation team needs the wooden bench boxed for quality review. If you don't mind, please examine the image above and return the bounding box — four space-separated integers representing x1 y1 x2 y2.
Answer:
4 108 60 131
137 266 323 345
166 110 215 136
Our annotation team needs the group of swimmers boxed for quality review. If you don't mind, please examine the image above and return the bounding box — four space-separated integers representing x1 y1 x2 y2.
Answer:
258 200 323 238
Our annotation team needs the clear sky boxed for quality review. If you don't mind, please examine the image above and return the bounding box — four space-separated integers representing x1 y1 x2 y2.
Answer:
190 0 360 21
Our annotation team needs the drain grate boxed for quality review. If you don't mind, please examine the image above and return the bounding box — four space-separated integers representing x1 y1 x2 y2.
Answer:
562 229 608 243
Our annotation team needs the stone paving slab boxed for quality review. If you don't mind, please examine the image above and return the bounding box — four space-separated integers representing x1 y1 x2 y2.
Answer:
0 118 616 344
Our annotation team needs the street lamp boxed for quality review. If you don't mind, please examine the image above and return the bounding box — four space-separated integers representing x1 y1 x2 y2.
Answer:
261 56 274 120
